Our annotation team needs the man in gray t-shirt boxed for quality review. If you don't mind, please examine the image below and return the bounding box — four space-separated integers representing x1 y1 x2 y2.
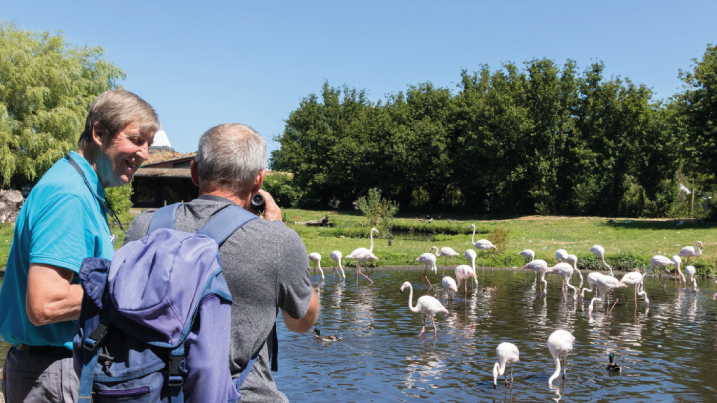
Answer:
124 123 319 402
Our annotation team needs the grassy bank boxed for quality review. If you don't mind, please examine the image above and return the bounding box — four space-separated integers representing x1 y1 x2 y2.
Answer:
2 211 715 276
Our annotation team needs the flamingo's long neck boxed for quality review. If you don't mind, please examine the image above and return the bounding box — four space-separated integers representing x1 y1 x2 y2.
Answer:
645 262 655 276
548 355 562 385
368 230 375 253
601 255 614 276
406 284 420 313
471 225 477 245
695 244 703 257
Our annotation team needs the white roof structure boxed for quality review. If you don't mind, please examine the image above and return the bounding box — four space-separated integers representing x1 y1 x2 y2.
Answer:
152 126 172 148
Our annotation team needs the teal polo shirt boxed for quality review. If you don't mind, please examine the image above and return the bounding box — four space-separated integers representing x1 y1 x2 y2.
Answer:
0 151 115 349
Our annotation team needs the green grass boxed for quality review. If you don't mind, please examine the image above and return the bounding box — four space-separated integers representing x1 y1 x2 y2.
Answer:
3 212 715 277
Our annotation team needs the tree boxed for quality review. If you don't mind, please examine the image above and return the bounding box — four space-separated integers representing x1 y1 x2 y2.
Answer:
677 44 717 188
0 23 125 186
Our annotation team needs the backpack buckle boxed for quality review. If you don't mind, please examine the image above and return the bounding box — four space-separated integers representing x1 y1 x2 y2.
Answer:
168 355 184 387
83 322 110 352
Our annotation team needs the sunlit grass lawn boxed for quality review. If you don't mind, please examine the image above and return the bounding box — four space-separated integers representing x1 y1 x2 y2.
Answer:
2 211 715 276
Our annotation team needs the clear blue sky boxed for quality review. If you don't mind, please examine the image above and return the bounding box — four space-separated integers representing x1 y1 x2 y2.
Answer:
6 1 716 157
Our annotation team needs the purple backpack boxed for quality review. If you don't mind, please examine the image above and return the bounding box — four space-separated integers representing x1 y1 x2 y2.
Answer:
73 203 257 402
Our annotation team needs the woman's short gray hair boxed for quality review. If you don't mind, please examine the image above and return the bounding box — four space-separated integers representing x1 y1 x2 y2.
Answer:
195 123 266 194
77 89 160 151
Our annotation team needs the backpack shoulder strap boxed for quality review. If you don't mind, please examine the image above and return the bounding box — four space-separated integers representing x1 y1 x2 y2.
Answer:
197 204 257 245
147 203 182 233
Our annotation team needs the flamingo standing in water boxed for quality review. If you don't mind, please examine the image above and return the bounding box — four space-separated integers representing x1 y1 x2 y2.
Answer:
565 254 583 289
679 241 703 265
346 228 379 284
684 265 698 291
465 249 477 267
524 259 549 294
468 224 497 273
416 252 438 287
547 330 575 386
589 245 614 276
493 342 520 388
455 249 478 294
519 249 536 280
589 275 627 313
441 276 458 302
329 250 346 280
650 255 675 286
546 262 578 299
580 272 605 300
399 281 449 337
432 246 461 275
671 255 686 285
307 252 324 280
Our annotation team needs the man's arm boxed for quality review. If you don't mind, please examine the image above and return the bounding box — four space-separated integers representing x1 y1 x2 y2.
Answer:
281 287 319 334
26 263 84 326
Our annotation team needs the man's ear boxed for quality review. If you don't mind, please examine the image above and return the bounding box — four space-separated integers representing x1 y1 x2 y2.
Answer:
250 170 266 194
91 122 105 147
190 160 200 187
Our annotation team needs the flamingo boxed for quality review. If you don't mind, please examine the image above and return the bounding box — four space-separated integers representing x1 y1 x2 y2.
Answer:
416 251 438 287
518 249 535 262
565 254 583 289
671 255 686 284
329 250 346 280
468 224 497 273
555 249 568 263
524 259 548 294
432 246 460 275
346 228 379 284
307 252 324 280
547 329 575 386
454 264 478 294
684 265 697 291
399 281 448 337
679 241 703 265
465 249 477 266
441 276 458 302
650 255 675 286
589 245 614 276
493 342 520 388
589 275 627 313
545 262 578 299
619 271 650 307
580 272 604 300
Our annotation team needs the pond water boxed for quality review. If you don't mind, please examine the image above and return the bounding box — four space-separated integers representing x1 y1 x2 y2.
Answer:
2 270 717 402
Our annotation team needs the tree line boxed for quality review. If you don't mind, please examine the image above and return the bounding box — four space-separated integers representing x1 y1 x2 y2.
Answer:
270 46 717 217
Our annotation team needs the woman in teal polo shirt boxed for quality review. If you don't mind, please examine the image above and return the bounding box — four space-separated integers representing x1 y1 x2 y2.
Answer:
0 90 159 403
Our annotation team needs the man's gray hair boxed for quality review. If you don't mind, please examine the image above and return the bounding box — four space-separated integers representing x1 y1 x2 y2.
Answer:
77 89 160 156
195 123 266 193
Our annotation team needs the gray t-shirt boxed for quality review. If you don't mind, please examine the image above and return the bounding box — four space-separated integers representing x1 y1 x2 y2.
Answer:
124 195 312 403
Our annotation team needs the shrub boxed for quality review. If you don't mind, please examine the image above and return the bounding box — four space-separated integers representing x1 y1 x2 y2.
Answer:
263 173 301 208
356 188 399 227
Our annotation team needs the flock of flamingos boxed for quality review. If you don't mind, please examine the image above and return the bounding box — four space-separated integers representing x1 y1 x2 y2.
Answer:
306 224 710 388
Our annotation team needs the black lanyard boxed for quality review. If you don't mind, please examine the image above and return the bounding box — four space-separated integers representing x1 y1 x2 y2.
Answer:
66 152 127 237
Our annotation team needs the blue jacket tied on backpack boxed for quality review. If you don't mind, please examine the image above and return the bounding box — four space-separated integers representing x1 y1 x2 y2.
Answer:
74 204 256 402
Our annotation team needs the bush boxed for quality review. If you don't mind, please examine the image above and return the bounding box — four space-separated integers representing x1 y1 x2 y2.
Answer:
356 188 399 227
263 173 301 208
105 184 133 221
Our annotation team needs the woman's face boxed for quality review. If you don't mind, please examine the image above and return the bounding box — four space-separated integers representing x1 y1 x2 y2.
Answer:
96 121 154 188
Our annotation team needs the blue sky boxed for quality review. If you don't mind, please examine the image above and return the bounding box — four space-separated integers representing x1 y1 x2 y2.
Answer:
5 1 716 157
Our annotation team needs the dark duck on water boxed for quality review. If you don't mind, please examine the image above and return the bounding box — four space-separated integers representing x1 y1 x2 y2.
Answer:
313 328 342 342
607 353 621 372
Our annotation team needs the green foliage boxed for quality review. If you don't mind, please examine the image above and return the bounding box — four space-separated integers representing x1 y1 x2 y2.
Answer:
0 22 125 186
356 188 399 227
105 183 133 217
262 173 301 208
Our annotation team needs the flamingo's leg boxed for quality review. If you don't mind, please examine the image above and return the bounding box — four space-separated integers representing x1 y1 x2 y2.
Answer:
431 315 438 337
419 315 426 337
609 298 619 314
423 268 432 288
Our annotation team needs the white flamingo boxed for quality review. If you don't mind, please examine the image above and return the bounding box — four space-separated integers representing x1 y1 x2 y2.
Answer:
399 281 449 337
307 252 324 280
684 265 697 291
524 259 548 294
589 245 614 276
547 329 575 386
518 249 536 280
618 256 666 308
580 272 604 300
465 249 477 266
432 246 461 275
346 228 379 284
679 241 703 265
329 250 346 280
546 262 578 299
441 276 458 302
589 275 627 313
565 254 583 289
468 224 497 273
493 342 520 388
454 264 478 294
416 252 438 287
651 255 675 286
671 255 686 285
555 249 568 263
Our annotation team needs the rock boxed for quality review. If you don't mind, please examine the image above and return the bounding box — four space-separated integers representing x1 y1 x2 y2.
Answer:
0 190 24 224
